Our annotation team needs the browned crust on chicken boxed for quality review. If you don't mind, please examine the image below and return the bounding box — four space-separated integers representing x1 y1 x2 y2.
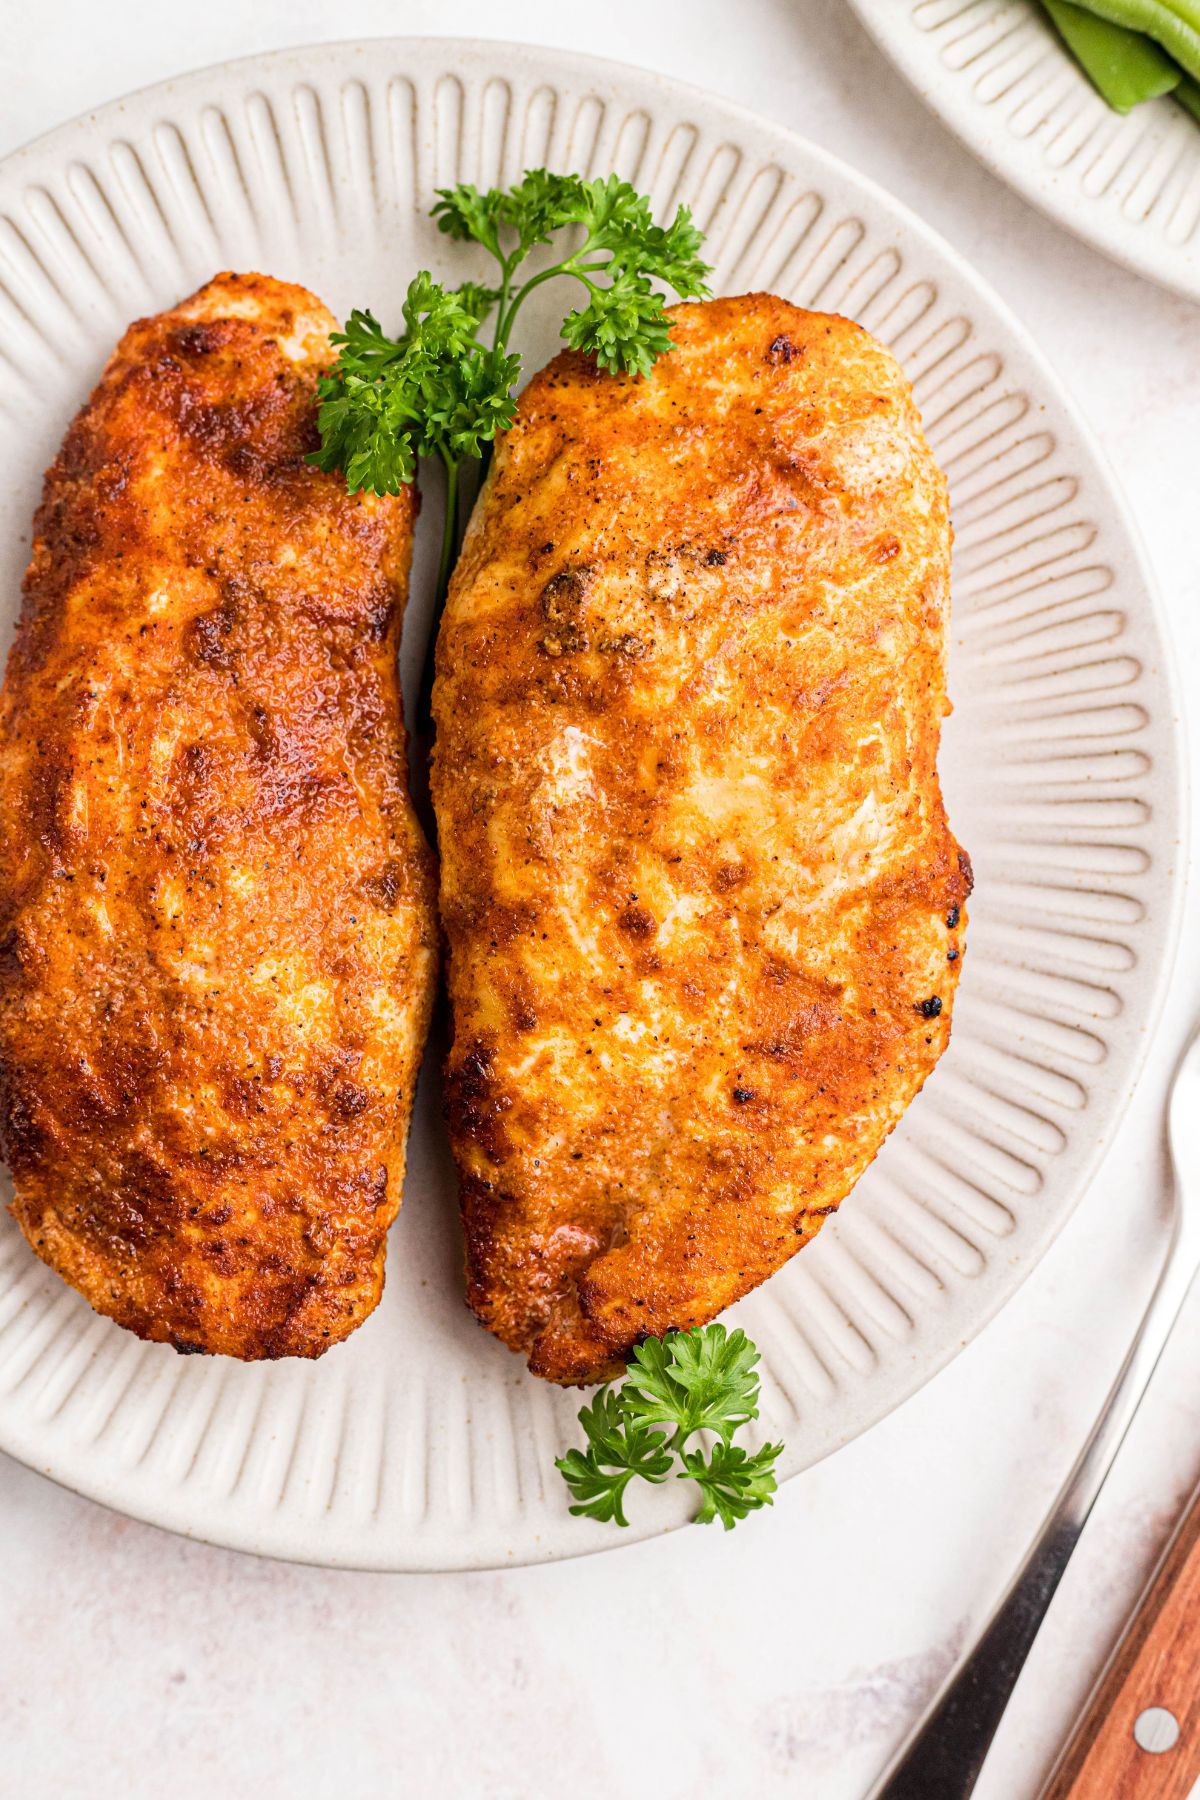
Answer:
433 293 969 1384
0 272 437 1358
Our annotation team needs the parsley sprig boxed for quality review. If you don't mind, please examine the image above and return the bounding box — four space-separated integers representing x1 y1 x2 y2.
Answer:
308 277 520 603
556 1325 785 1532
310 170 712 666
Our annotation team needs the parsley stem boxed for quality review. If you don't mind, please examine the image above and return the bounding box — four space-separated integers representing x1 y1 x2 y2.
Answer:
495 261 576 347
435 452 460 616
417 451 462 734
492 260 516 350
494 255 613 349
492 291 509 350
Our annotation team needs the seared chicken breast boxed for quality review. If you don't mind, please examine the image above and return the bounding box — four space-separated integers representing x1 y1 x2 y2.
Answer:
433 293 969 1384
0 273 437 1358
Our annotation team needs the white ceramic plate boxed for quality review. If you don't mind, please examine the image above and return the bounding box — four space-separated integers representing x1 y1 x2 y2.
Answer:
849 0 1200 300
0 38 1183 1569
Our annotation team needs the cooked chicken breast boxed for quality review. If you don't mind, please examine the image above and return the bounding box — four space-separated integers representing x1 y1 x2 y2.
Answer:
433 292 969 1384
0 273 437 1358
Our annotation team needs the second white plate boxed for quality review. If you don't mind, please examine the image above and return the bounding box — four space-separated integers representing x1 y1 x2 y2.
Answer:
849 0 1200 300
0 38 1184 1568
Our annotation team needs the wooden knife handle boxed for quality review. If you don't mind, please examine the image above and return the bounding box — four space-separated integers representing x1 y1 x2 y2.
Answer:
1044 1476 1200 1799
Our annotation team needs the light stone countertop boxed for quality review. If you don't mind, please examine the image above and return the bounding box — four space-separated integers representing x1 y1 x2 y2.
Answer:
1 3 1198 1796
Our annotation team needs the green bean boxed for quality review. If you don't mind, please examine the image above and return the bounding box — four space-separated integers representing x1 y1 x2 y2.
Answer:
1042 0 1182 109
1076 0 1200 83
1176 70 1200 115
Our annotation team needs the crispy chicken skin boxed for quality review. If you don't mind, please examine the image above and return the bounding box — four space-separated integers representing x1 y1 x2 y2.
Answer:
433 293 970 1384
0 273 437 1359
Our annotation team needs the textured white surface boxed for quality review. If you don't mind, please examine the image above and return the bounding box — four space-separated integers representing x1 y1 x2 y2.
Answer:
850 0 1200 300
0 1 1198 1795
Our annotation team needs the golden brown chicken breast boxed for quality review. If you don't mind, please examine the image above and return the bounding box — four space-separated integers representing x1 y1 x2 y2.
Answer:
0 272 437 1358
433 292 969 1384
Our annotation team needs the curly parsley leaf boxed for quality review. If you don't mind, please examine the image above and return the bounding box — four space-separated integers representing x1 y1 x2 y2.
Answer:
621 1323 763 1448
325 305 410 373
568 173 709 298
450 280 504 330
432 182 506 256
681 1439 785 1531
561 270 676 378
309 278 510 496
434 169 584 259
503 167 588 250
420 344 521 461
555 1386 673 1527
